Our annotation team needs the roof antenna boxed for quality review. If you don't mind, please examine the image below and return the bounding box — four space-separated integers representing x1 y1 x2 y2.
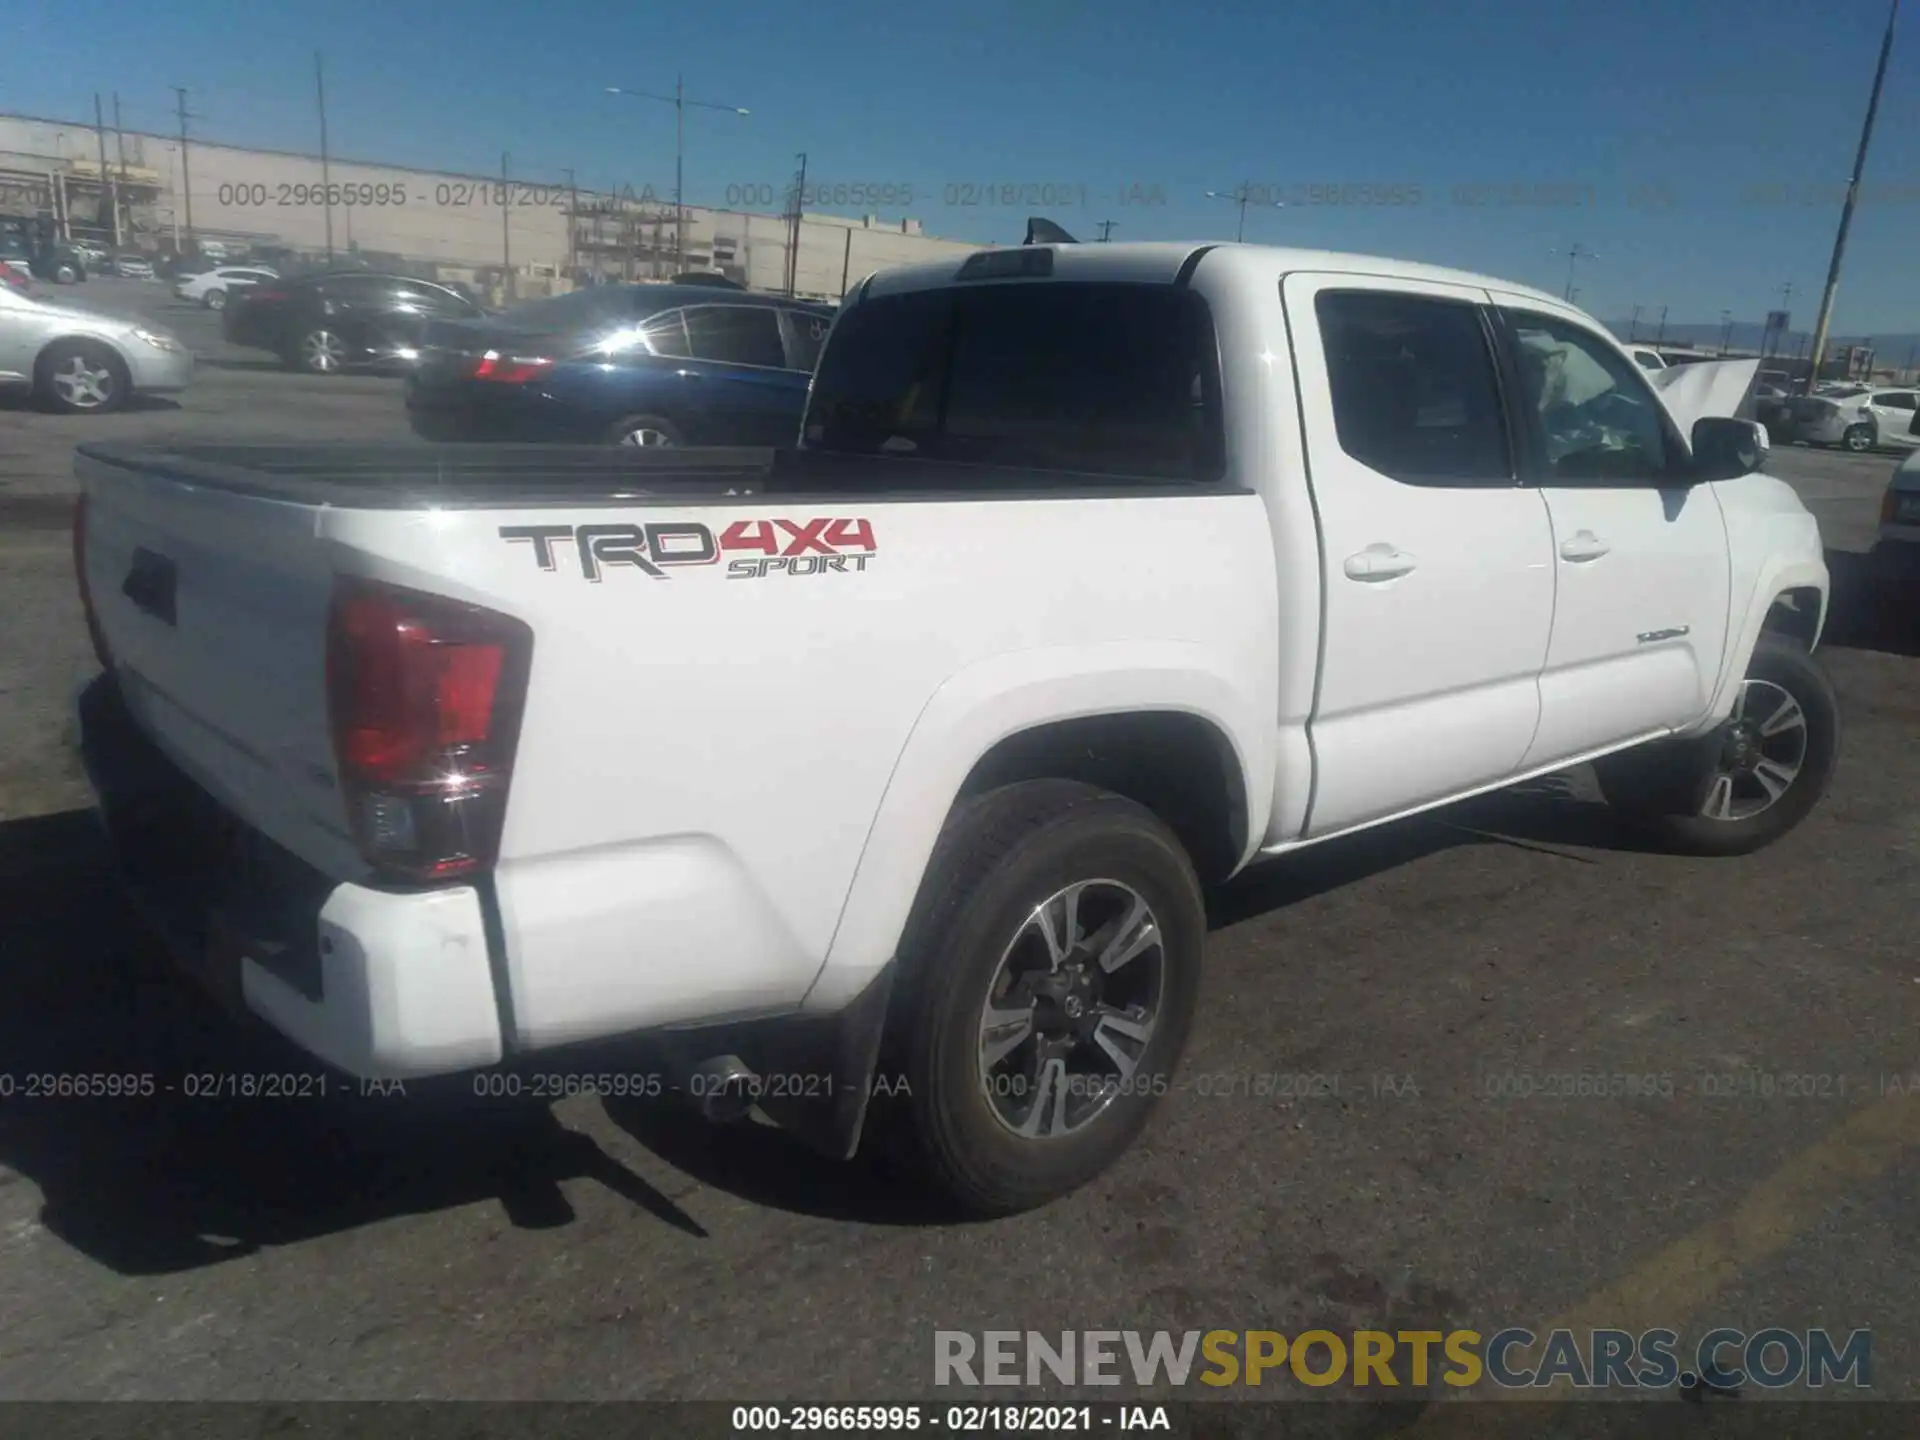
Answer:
1023 217 1078 246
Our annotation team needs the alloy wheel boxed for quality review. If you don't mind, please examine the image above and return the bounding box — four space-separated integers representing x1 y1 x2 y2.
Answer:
976 879 1165 1140
618 426 674 447
1700 678 1809 823
51 354 116 409
302 330 346 373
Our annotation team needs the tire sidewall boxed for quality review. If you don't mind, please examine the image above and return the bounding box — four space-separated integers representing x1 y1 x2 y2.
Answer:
906 796 1204 1211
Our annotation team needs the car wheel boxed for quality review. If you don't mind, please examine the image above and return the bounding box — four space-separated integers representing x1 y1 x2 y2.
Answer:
52 263 78 285
205 289 227 311
1593 633 1840 857
1843 423 1875 453
875 778 1205 1217
604 414 683 448
290 328 347 374
35 339 130 415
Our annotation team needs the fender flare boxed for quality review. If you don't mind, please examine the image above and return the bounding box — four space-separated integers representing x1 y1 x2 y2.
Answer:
799 641 1272 1014
1692 556 1830 733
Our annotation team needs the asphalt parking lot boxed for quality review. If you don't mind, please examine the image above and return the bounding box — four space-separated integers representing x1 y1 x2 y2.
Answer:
1 282 1917 1421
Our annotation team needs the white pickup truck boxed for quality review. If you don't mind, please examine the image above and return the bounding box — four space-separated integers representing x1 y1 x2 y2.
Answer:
74 242 1838 1216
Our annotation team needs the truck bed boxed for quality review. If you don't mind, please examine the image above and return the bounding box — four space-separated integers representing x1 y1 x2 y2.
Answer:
75 442 1247 510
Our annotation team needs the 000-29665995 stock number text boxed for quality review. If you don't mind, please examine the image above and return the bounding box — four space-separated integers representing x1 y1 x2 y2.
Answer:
214 181 572 208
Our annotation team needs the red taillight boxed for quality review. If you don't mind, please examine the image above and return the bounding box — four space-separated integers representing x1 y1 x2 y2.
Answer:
246 289 286 304
326 577 532 883
72 494 110 669
470 350 554 384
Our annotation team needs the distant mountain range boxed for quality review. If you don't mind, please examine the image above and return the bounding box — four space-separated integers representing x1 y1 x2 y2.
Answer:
1601 320 1920 361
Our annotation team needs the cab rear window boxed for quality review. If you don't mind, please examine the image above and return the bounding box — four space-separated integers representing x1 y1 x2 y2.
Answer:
803 281 1224 482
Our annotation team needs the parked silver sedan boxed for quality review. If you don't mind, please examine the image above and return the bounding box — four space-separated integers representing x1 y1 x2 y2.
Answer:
0 282 194 413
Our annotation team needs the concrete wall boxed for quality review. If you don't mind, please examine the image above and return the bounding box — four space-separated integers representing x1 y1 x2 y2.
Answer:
0 112 982 298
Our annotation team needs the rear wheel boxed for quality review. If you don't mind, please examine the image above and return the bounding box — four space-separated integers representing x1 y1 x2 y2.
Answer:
604 413 683 448
36 339 130 414
289 328 347 374
876 779 1205 1217
1594 633 1839 856
52 262 79 285
205 288 227 311
1843 423 1875 453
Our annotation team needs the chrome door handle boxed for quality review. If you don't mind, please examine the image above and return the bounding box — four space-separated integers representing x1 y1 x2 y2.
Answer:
1343 544 1418 582
1560 530 1611 562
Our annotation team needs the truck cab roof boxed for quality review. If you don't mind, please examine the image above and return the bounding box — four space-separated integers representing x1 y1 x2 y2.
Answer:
860 241 1572 314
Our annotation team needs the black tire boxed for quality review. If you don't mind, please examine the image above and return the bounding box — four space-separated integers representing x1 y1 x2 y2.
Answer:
52 263 79 285
1842 423 1875 453
205 288 227 311
876 779 1205 1217
603 413 684 448
1593 633 1840 857
34 338 131 415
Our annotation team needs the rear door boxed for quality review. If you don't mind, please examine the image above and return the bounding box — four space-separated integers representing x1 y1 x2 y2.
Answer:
1868 390 1920 448
1496 305 1732 767
1283 275 1556 837
678 304 813 444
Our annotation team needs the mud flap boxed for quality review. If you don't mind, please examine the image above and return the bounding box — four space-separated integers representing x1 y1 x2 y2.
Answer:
657 962 897 1161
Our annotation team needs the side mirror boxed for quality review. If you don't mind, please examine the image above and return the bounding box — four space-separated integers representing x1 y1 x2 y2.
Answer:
1691 416 1769 481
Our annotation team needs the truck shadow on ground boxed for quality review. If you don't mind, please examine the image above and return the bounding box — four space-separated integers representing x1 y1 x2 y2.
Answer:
1824 545 1920 659
0 808 706 1277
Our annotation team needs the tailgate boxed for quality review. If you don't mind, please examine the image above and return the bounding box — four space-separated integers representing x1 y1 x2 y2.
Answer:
77 449 360 880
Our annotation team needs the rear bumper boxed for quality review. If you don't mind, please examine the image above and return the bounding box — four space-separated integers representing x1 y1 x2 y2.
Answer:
77 674 504 1079
404 387 594 443
74 675 895 1154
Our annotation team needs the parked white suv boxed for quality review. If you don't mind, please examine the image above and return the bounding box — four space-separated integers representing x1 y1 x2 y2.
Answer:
173 265 278 311
74 241 1836 1215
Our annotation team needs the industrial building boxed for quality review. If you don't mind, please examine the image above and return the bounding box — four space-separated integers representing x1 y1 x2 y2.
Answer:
0 111 982 299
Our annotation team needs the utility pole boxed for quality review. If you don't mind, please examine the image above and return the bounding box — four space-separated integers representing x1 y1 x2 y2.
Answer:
605 80 749 275
316 52 334 262
1806 0 1901 391
785 151 807 296
1096 220 1117 242
112 94 128 193
840 227 853 297
1553 243 1596 301
93 94 119 248
1720 309 1735 355
172 86 194 253
1655 305 1668 347
500 151 512 300
561 168 578 279
1628 304 1642 341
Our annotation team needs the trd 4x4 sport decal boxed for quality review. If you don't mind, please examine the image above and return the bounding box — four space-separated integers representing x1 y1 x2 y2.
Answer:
499 518 877 582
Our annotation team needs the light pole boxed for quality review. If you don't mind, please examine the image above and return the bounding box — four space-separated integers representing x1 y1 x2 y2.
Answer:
1549 243 1596 301
1806 0 1901 390
1628 304 1642 341
1205 185 1285 242
1719 309 1735 355
607 79 750 273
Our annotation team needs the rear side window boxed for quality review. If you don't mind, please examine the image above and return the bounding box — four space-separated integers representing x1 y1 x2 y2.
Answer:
782 308 833 371
804 282 1223 482
684 305 788 368
1315 290 1513 485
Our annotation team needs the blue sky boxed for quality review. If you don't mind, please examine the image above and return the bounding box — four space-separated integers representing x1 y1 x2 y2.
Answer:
10 0 1918 333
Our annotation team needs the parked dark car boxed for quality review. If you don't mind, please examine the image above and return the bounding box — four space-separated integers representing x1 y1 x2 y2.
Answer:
223 270 486 373
0 226 87 285
404 284 834 447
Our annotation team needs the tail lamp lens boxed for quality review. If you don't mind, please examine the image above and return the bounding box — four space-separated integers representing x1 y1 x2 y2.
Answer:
326 578 532 883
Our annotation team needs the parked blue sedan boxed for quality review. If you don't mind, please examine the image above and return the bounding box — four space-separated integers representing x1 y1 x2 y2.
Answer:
405 284 834 447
